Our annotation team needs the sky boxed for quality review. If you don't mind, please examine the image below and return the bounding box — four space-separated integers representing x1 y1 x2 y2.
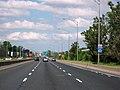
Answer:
0 0 119 52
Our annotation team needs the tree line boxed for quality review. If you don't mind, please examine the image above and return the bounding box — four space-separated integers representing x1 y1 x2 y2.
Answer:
0 41 33 58
62 1 120 64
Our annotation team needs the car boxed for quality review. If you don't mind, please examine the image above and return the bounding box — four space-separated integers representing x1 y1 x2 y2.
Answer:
42 57 48 62
34 57 39 61
51 58 56 61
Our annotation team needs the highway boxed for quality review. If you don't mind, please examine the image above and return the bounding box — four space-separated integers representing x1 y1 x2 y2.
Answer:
0 59 120 90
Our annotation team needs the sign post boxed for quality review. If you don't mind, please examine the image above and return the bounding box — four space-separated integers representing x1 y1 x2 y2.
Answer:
98 44 102 64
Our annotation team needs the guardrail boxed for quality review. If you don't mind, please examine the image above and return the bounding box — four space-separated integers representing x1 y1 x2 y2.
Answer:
0 59 33 66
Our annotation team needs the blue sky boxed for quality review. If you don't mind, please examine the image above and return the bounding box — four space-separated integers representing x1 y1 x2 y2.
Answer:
0 0 119 52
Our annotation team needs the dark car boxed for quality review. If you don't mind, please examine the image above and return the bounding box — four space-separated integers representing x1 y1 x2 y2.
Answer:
34 57 39 61
52 58 56 61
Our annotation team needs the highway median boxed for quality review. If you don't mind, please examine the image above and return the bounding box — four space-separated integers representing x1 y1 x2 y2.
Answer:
0 58 33 67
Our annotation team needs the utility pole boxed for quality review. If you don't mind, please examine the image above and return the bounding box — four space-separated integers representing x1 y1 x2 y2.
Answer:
96 0 101 64
94 0 101 64
98 0 101 64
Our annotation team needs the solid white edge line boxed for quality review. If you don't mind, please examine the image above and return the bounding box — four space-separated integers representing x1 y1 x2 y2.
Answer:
23 78 27 82
76 78 82 83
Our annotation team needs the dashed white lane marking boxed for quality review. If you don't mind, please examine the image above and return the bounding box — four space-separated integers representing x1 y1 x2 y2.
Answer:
23 78 27 82
68 73 72 76
34 67 36 69
63 70 66 72
57 66 59 68
32 69 34 72
29 73 32 76
60 68 62 70
76 78 82 83
35 60 42 68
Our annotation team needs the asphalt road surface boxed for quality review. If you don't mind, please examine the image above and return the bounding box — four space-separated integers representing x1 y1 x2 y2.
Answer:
0 59 120 90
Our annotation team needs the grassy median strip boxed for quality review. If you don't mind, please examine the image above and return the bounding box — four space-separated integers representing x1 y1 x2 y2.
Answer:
0 58 33 67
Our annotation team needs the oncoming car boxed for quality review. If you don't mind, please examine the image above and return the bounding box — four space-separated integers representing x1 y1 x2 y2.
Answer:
34 57 39 61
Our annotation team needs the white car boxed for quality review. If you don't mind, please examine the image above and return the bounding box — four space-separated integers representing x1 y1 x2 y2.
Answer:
42 57 48 62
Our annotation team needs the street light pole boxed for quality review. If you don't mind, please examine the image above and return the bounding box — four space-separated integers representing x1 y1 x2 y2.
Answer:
61 37 63 53
98 1 100 64
95 0 101 64
68 33 70 60
57 27 70 60
94 0 101 64
62 18 79 61
77 21 79 61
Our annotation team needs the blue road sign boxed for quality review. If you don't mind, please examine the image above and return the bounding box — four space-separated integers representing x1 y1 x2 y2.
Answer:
98 44 102 53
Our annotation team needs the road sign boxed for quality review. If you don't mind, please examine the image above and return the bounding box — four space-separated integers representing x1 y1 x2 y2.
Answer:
98 44 102 53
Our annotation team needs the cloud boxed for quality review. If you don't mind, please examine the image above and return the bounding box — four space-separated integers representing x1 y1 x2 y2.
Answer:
52 32 84 40
0 8 29 17
0 20 54 30
0 0 97 17
41 0 94 5
7 32 49 40
0 1 39 8
59 17 92 29
62 7 97 17
72 32 85 39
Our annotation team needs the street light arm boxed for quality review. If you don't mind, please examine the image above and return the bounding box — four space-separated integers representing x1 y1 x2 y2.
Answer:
94 0 100 5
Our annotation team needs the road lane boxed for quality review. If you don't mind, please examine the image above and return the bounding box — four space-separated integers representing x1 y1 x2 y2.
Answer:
53 61 120 90
19 60 88 90
0 60 120 90
0 60 38 90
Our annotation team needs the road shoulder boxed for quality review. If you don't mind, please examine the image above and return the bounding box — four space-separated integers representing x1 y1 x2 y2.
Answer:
57 60 120 78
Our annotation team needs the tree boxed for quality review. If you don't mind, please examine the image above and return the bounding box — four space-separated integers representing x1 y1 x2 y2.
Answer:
107 1 120 63
69 42 79 60
12 45 18 57
81 15 110 62
81 1 120 64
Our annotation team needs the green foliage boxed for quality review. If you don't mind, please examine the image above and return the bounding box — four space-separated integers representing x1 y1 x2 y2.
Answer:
0 41 31 58
69 41 78 60
81 1 120 64
107 1 120 63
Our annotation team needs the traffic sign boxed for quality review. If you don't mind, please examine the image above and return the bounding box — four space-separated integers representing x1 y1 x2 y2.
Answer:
98 44 102 53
